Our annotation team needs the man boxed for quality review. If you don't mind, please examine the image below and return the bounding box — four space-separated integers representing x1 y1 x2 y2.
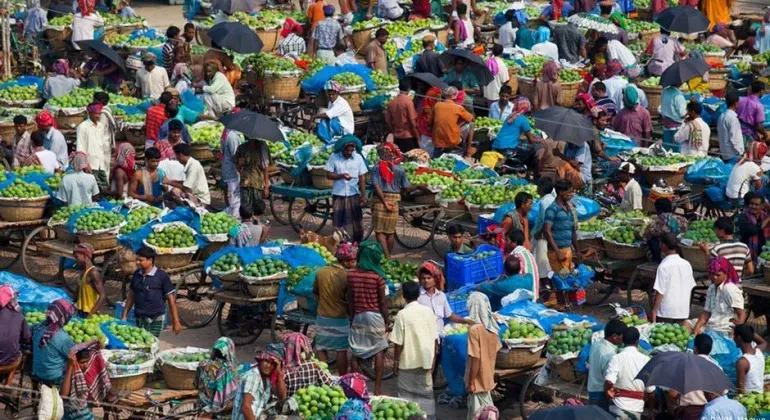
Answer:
8 115 32 168
483 44 510 104
668 334 720 419
57 151 99 206
544 179 580 274
76 103 111 189
592 82 617 118
144 91 172 149
430 87 474 158
533 177 556 284
700 393 747 420
325 136 368 242
617 162 642 211
316 81 355 141
26 131 59 174
385 79 420 153
93 92 116 165
334 42 357 66
121 246 182 337
673 101 710 157
35 110 68 168
443 58 479 97
553 22 586 64
135 52 170 101
158 106 192 144
43 59 81 99
183 22 195 45
507 229 539 296
532 36 559 62
417 261 472 337
604 328 652 420
129 147 176 206
414 35 443 77
390 282 438 420
587 319 626 411
465 293 501 420
699 216 754 278
735 324 767 394
478 254 535 310
199 63 236 118
737 81 767 142
221 128 243 218
726 142 765 202
718 91 744 162
281 333 336 397
0 285 30 383
73 243 105 318
235 137 271 217
310 4 344 63
233 350 287 420
613 86 652 145
173 143 211 206
651 233 696 324
498 10 517 49
692 256 746 334
313 243 357 376
489 85 514 122
365 28 389 74
71 5 103 49
447 224 474 255
646 29 684 77
162 26 182 76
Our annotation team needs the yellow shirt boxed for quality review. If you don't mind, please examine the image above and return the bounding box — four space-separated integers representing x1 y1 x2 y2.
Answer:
389 301 438 370
77 266 99 314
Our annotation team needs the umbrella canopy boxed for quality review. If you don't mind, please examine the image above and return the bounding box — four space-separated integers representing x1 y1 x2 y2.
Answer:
636 351 735 395
208 22 264 54
531 106 593 146
405 73 448 91
660 57 710 87
76 39 126 72
529 405 615 420
211 0 257 13
440 49 494 86
219 111 284 142
654 6 710 34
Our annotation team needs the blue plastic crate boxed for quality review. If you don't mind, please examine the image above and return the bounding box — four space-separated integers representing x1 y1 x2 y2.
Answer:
477 214 497 235
448 298 469 317
446 244 504 290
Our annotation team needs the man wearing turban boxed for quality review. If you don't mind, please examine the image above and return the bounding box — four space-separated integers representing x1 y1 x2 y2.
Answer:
75 103 110 189
43 59 81 99
315 80 354 143
35 110 68 168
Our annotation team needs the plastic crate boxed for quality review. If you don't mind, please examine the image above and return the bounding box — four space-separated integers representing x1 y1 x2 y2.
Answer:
446 244 504 290
477 214 497 235
448 298 469 317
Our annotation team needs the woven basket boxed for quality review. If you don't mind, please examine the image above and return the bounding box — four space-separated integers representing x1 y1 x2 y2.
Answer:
642 168 687 188
123 127 145 148
311 167 334 189
77 231 118 251
708 69 729 91
53 224 76 242
440 200 467 218
640 29 659 46
0 196 48 222
110 373 147 392
245 278 281 299
495 347 541 369
507 67 519 95
0 121 36 141
603 239 646 260
413 192 437 205
44 27 72 51
352 28 375 53
341 90 363 113
561 81 581 108
160 364 197 390
263 73 302 101
190 143 215 161
154 252 195 270
519 78 535 102
556 359 585 382
641 83 663 117
196 26 212 47
434 27 449 47
577 237 604 259
255 28 279 52
680 242 709 272
55 110 86 130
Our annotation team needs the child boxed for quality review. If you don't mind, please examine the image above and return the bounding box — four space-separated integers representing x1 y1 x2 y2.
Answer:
229 204 269 247
74 243 106 317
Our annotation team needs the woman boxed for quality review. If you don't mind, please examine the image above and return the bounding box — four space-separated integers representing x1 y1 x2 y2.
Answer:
232 350 286 420
465 292 501 420
589 37 609 65
110 137 135 198
278 19 306 59
196 337 241 415
756 11 770 54
282 332 335 396
707 23 737 50
737 192 770 260
335 373 374 420
44 59 81 100
500 192 533 250
0 286 30 387
533 60 563 111
60 341 113 420
702 0 731 31
32 299 75 386
171 63 194 95
642 198 688 262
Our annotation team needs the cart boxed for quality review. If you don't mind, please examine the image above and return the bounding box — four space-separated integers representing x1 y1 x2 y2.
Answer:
0 218 47 270
108 388 200 419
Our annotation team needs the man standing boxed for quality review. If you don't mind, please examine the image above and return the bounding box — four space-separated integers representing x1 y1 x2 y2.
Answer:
483 44 510 105
162 26 182 76
173 143 211 206
544 179 580 274
618 163 642 211
588 320 626 411
325 135 368 242
235 137 271 217
221 128 243 218
614 86 653 145
414 35 443 77
135 52 170 100
699 217 754 277
673 101 710 157
76 103 111 189
737 81 768 142
718 92 744 162
121 246 182 337
465 293 501 420
498 10 517 48
430 87 474 158
391 282 438 420
553 22 586 64
73 243 106 318
365 28 389 74
71 4 103 49
385 80 420 153
592 82 617 118
310 4 344 63
651 233 696 324
35 110 68 169
93 92 116 166
144 92 172 149
604 328 652 420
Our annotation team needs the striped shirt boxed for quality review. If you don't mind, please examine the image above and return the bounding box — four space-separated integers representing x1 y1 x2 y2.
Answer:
710 241 751 278
162 41 176 75
513 245 539 298
347 269 386 314
544 200 576 250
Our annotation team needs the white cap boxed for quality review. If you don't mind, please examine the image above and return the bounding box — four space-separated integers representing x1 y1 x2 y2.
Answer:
619 162 636 174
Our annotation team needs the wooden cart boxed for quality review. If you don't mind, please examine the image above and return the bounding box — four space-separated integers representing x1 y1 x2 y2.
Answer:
0 218 48 271
109 387 200 418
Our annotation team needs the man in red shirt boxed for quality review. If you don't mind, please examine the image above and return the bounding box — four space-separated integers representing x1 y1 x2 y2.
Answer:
144 92 172 149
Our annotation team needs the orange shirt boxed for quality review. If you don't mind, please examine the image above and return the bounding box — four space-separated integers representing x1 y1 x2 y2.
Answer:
430 100 474 149
307 1 326 29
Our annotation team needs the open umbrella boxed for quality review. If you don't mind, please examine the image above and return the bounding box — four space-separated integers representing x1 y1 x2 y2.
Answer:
76 39 126 72
440 49 494 86
531 106 593 146
660 57 710 87
405 73 448 91
219 111 284 142
654 6 710 34
529 405 615 420
211 0 257 14
636 351 735 395
208 22 264 54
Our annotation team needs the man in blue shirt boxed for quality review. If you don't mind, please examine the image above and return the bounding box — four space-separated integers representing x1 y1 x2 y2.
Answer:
544 178 579 275
700 394 746 419
492 95 537 153
324 135 368 242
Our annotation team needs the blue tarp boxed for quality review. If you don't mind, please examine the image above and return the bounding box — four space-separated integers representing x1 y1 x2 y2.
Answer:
117 207 204 252
0 271 71 313
684 158 733 187
300 64 376 94
497 299 599 334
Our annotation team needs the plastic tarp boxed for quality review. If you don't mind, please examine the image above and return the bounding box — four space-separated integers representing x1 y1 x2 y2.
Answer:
442 331 468 397
493 195 600 228
0 271 71 313
496 299 599 335
300 64 376 94
118 207 204 252
289 266 322 315
684 158 733 187
551 264 595 291
0 75 44 92
600 131 636 157
180 89 205 114
697 329 741 384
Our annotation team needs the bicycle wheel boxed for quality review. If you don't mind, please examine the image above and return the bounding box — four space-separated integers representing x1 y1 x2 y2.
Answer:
289 197 330 233
359 342 395 381
518 371 562 420
430 216 452 258
175 271 221 329
269 193 290 225
21 226 62 283
216 302 264 346
361 206 374 241
394 209 437 249
0 225 30 270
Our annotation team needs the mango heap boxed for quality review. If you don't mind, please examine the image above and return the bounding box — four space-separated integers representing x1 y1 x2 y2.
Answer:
547 327 592 355
45 172 64 190
103 13 144 26
75 210 124 231
518 54 550 78
685 42 722 54
147 226 196 248
109 352 152 365
212 252 241 273
331 72 364 87
524 5 541 18
510 183 540 199
243 257 289 278
309 149 331 166
381 259 417 284
48 87 101 108
683 220 718 243
457 168 491 181
300 242 336 264
108 93 142 106
126 36 163 47
760 250 770 262
104 32 130 45
465 184 517 206
191 44 208 55
352 17 385 30
0 179 46 198
166 351 208 363
475 117 503 131
49 14 73 26
287 265 315 290
739 392 770 418
371 70 398 89
503 319 546 341
633 0 650 8
14 164 42 176
409 172 456 188
233 10 284 29
604 226 638 245
454 250 497 261
625 19 659 32
445 324 470 335
122 114 146 124
0 85 38 102
558 68 582 83
190 122 224 149
366 147 379 164
578 219 611 233
429 157 456 171
200 212 239 235
287 131 322 148
24 311 45 325
640 77 662 87
628 42 646 53
649 324 690 349
610 209 647 221
766 354 770 374
52 204 88 223
637 153 697 167
438 182 471 200
268 142 286 156
242 53 299 73
106 322 156 347
296 384 347 419
64 315 112 345
372 399 425 420
274 149 293 165
621 314 647 327
120 206 162 234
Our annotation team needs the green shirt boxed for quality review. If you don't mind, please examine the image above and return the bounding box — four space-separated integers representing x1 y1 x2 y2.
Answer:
587 338 617 393
454 244 475 254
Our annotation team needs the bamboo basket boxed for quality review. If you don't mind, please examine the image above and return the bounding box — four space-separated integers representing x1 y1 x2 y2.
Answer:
440 200 467 218
679 242 709 272
507 67 519 95
0 196 48 222
352 28 375 52
255 28 280 52
556 359 584 382
640 83 663 117
577 237 604 259
311 167 333 189
561 81 581 108
642 168 687 188
640 29 659 46
44 27 72 51
603 239 646 260
263 72 302 101
154 252 195 270
708 69 729 91
123 127 145 148
190 143 215 161
160 364 197 390
53 224 76 243
341 90 363 113
55 111 87 130
196 26 212 47
495 347 542 369
434 26 449 47
518 77 535 102
110 373 147 391
245 278 281 299
77 231 118 251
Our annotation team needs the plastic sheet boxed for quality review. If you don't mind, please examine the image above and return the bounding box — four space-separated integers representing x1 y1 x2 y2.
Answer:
289 266 321 315
118 207 204 252
100 319 160 353
551 264 595 291
441 331 468 397
0 271 71 313
300 64 376 94
685 158 732 187
496 299 599 335
180 89 205 114
0 75 44 92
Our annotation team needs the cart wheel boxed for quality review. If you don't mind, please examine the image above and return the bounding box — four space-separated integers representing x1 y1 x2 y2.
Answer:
269 193 289 225
430 215 452 258
0 158 9 171
288 197 330 233
359 342 395 381
395 209 437 249
0 226 29 270
518 371 562 420
176 271 220 329
216 303 263 346
21 226 62 283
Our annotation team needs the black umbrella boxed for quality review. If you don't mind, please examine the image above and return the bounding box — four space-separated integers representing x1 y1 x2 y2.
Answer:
439 49 494 86
76 39 126 72
211 0 257 13
208 22 264 54
405 72 448 91
654 6 710 34
529 405 615 420
531 106 593 146
219 111 284 142
660 57 710 87
636 351 735 395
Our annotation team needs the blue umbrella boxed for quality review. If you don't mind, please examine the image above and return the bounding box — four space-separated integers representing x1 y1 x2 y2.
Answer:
635 351 735 395
529 405 615 420
208 22 264 54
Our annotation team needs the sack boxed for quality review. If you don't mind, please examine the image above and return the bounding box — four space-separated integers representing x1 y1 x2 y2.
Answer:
37 384 64 420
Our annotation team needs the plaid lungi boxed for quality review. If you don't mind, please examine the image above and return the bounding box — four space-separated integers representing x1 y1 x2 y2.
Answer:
332 194 363 232
136 314 165 338
372 193 400 234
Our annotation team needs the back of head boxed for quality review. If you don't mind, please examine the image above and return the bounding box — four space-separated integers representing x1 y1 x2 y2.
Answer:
504 9 514 22
605 319 628 339
555 178 572 194
93 91 110 105
687 101 702 115
714 216 734 235
13 115 27 126
402 281 420 302
31 130 45 147
694 333 713 355
159 91 173 106
735 324 754 343
166 105 179 118
623 327 640 346
654 198 672 214
166 25 180 39
239 204 254 220
173 142 191 157
334 42 347 53
457 3 467 15
145 147 161 160
398 78 410 92
726 91 739 108
537 177 554 195
508 229 525 247
752 81 765 95
492 44 503 57
593 81 606 93
660 232 679 252
504 254 521 276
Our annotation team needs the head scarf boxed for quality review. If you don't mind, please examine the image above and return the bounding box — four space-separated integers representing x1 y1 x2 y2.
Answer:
533 26 551 45
708 256 740 285
418 261 446 291
713 23 726 35
607 59 624 78
542 61 559 83
622 86 639 108
68 340 111 412
356 240 388 280
0 285 19 312
376 143 399 184
336 242 358 261
74 243 94 259
255 350 281 386
154 140 176 161
339 373 370 402
69 151 90 173
35 110 55 129
282 332 313 371
467 292 499 334
322 3 335 15
78 0 95 16
198 337 240 412
576 92 595 109
589 105 605 119
113 142 136 180
86 103 103 114
324 80 342 92
281 18 303 37
52 59 70 76
512 96 531 117
746 141 768 162
41 299 75 347
443 86 459 100
332 134 363 154
172 63 193 82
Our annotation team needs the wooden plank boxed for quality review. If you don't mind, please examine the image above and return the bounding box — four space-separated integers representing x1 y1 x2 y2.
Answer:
742 283 770 299
0 218 46 229
494 358 546 381
37 240 116 258
165 262 203 276
119 388 198 407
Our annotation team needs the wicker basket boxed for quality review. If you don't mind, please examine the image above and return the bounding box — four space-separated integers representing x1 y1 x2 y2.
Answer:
311 167 334 189
44 27 72 51
0 121 36 142
603 239 646 260
577 237 604 259
256 28 280 52
641 83 663 117
708 69 729 91
680 242 709 272
561 81 581 108
55 110 87 130
352 28 375 53
123 127 145 148
642 168 688 188
413 192 437 205
519 77 535 102
495 347 542 369
263 72 302 101
556 359 585 382
53 224 76 243
154 252 195 270
160 364 197 390
440 200 467 218
196 26 212 47
640 29 659 46
507 67 519 95
341 90 363 113
77 231 118 251
434 26 449 47
0 196 48 222
110 373 147 392
245 278 281 299
190 143 215 161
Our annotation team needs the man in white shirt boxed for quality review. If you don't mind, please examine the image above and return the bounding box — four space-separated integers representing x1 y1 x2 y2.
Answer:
618 162 642 211
674 101 710 157
588 319 626 410
605 328 652 420
71 10 103 50
498 10 517 48
316 81 354 141
532 39 559 62
172 143 211 206
725 143 764 200
199 63 235 118
718 92 744 162
651 232 696 324
76 103 111 189
135 52 170 100
692 267 745 334
482 45 510 103
28 131 60 174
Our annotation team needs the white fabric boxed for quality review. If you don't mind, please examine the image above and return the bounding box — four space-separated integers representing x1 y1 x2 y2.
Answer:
159 159 185 181
653 254 696 319
673 117 710 157
182 157 210 205
482 57 509 102
377 0 403 19
704 282 744 333
135 66 170 100
71 11 103 50
619 178 642 211
726 161 761 200
75 119 110 172
498 23 516 49
607 40 637 68
37 384 64 420
326 97 355 135
335 52 358 66
532 41 559 62
605 347 652 414
742 350 765 393
34 150 60 174
458 18 475 49
324 152 368 197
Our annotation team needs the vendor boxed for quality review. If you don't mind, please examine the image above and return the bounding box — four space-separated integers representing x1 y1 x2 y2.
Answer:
707 24 736 51
277 19 307 60
673 101 710 157
281 333 335 396
36 110 69 169
698 217 754 278
197 63 236 119
736 81 768 142
109 135 135 199
444 56 480 97
135 52 170 101
316 81 355 142
44 59 81 99
233 350 287 419
617 163 642 211
483 45 510 105
736 192 770 260
489 85 513 122
543 179 580 274
171 143 211 206
646 29 685 77
533 61 563 111
478 251 534 310
60 342 114 419
84 53 123 93
324 135 368 243
604 328 651 420
203 42 241 86
57 152 100 206
660 84 687 131
447 224 475 255
32 299 76 386
500 192 533 249
129 147 169 206
27 131 60 174
492 96 537 155
726 142 764 203
230 205 269 247
641 198 688 262
734 324 766 394
196 337 241 415
0 286 31 385
74 243 106 318
613 86 652 145
692 256 746 335
651 233 696 324
417 261 473 337
465 293 501 420
587 319 626 410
